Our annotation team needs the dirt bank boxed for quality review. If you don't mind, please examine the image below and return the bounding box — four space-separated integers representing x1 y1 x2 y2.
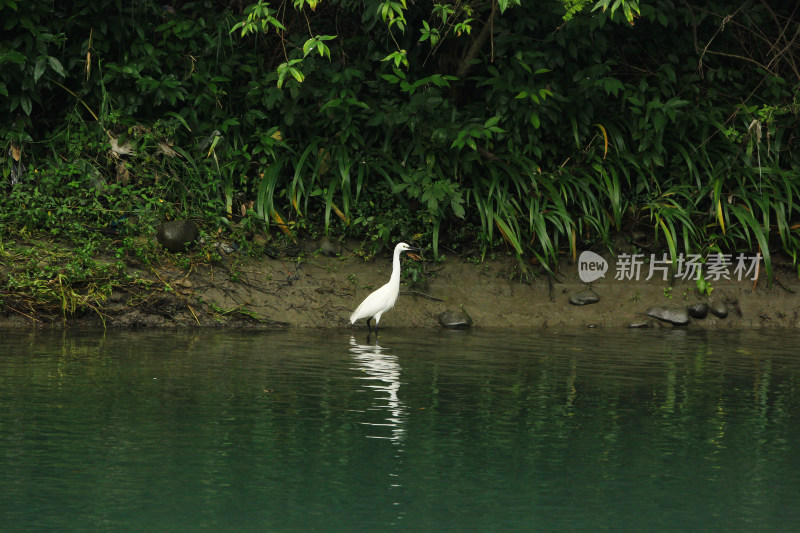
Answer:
2 240 799 330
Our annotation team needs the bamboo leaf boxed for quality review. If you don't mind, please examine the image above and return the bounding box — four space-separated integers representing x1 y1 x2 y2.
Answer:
494 214 522 254
593 123 608 159
655 214 677 266
712 177 726 234
570 117 580 148
729 204 772 281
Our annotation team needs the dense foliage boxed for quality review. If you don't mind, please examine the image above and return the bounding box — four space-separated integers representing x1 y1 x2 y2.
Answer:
1 0 798 280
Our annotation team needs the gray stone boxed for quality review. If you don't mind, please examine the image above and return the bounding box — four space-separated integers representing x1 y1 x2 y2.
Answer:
709 301 729 318
646 305 690 326
437 309 472 329
687 302 709 319
217 242 235 254
569 288 600 306
156 220 198 253
319 238 341 257
628 320 654 328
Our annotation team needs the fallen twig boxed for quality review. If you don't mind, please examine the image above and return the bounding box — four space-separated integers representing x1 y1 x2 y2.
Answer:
401 290 444 302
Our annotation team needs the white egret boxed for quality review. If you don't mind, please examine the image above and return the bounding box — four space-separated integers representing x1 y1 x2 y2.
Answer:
350 242 418 334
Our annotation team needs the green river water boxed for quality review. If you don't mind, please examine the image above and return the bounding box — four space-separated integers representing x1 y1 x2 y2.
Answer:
1 328 798 532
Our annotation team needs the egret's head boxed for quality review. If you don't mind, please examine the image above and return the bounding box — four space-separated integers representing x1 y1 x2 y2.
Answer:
396 242 417 253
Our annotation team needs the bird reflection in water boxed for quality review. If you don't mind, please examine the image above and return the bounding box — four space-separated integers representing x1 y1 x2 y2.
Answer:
348 336 406 444
349 336 407 523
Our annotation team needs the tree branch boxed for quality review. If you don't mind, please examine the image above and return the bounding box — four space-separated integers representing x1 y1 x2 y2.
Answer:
455 0 495 79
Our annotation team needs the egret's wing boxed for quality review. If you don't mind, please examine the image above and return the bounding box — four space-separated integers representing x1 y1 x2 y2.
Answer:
350 283 390 323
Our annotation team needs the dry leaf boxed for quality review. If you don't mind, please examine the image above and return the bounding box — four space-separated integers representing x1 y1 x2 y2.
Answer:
109 136 135 156
115 161 130 185
157 141 177 157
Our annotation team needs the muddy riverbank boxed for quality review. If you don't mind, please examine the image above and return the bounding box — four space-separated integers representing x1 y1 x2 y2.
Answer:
1 239 799 330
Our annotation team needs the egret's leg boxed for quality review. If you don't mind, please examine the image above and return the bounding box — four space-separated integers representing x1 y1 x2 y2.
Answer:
367 323 379 342
366 317 374 332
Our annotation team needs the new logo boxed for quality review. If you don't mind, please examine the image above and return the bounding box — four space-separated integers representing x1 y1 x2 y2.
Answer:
578 251 608 283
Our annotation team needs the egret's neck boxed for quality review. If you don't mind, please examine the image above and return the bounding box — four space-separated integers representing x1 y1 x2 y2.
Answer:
390 248 403 285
